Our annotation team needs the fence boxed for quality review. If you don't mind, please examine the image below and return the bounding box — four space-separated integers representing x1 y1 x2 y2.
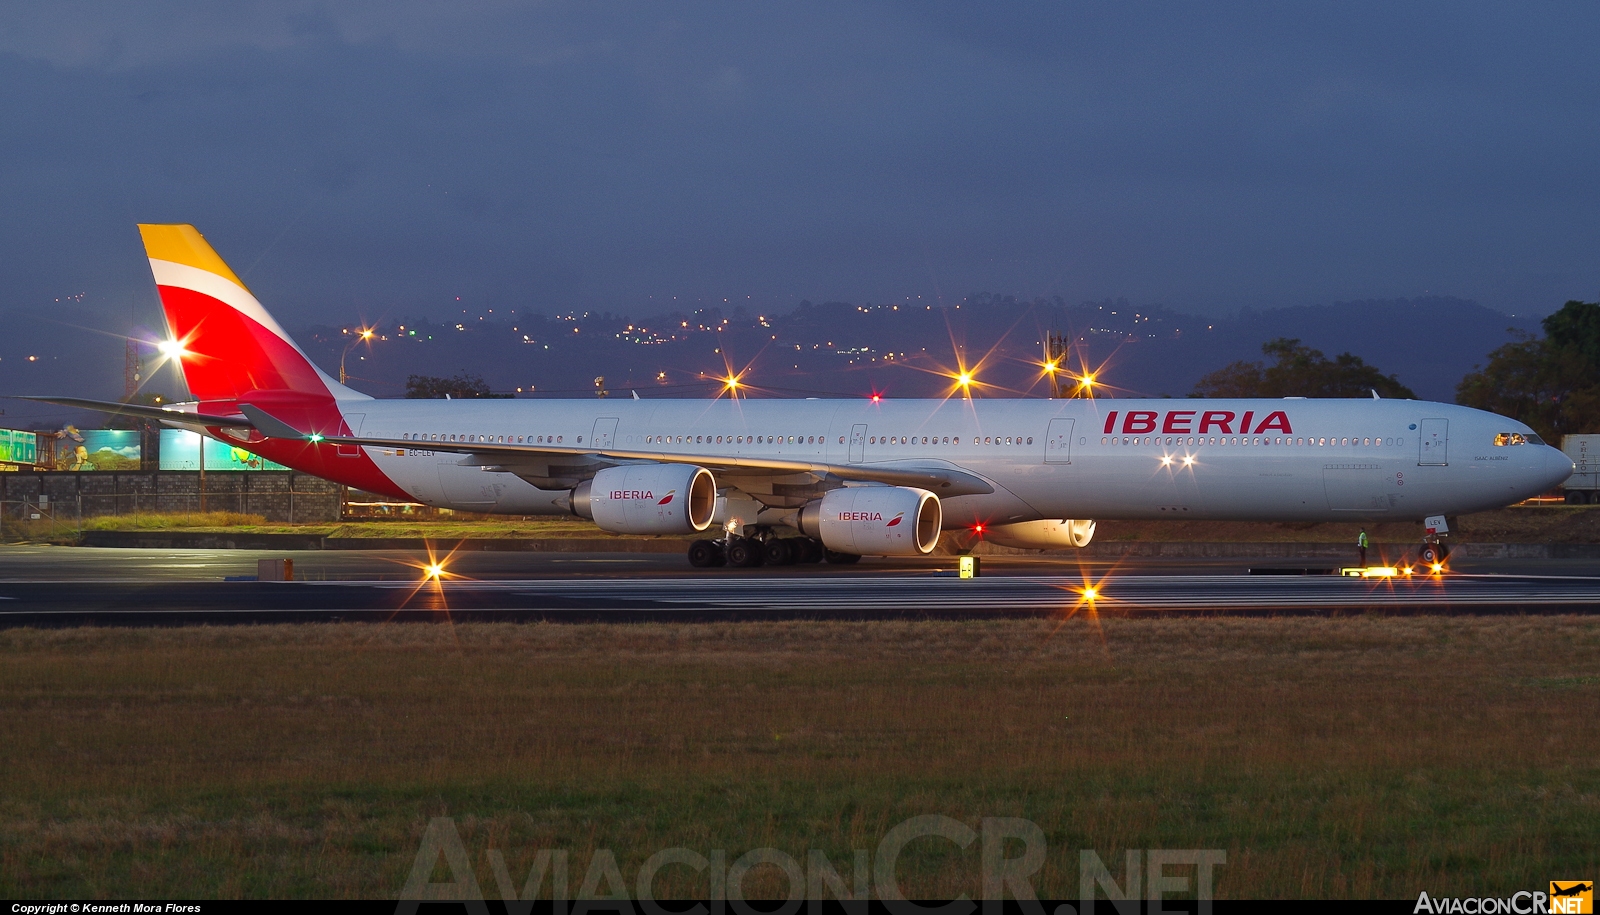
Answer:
0 471 343 524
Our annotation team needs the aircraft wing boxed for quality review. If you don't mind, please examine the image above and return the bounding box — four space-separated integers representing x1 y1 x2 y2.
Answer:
239 403 994 496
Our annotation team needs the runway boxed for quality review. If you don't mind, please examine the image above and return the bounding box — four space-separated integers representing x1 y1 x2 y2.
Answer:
0 544 1597 624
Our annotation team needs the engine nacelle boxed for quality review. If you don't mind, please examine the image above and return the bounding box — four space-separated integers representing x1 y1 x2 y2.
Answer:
798 486 941 556
983 519 1096 550
572 464 716 534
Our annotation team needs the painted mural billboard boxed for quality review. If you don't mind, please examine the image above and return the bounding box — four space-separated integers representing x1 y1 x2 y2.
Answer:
158 429 288 472
51 430 142 471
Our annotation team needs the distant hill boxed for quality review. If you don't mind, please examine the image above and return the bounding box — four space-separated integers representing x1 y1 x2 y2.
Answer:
286 294 1535 404
0 295 1539 431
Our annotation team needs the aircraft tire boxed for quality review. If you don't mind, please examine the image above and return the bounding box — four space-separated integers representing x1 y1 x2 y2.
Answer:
824 549 862 565
727 538 763 568
795 538 825 563
762 538 796 566
1420 545 1440 564
687 539 722 568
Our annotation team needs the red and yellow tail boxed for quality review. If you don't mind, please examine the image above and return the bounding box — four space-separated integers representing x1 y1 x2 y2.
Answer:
138 224 366 404
136 225 406 498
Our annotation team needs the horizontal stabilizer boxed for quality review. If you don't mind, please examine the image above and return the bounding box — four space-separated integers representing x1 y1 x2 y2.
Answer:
14 396 249 426
236 403 311 440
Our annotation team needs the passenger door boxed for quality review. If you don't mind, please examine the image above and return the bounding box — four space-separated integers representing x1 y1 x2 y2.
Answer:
1418 418 1448 465
849 424 867 462
591 417 618 450
337 413 365 457
1045 418 1074 464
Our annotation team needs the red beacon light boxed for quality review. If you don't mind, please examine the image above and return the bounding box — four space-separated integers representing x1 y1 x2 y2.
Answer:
870 393 883 403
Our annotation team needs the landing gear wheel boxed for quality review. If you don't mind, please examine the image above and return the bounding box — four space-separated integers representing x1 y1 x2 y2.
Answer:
795 538 824 563
1420 545 1440 564
762 538 795 566
687 539 723 568
727 538 763 568
824 549 862 565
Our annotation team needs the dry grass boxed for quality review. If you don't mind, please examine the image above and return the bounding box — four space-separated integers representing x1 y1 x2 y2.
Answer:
73 516 620 540
1 617 1597 899
63 505 1600 545
80 512 268 531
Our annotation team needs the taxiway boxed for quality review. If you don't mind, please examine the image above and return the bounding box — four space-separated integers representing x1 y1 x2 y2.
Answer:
0 544 1596 625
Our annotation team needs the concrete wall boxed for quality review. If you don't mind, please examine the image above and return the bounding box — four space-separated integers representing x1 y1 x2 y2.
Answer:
0 471 342 523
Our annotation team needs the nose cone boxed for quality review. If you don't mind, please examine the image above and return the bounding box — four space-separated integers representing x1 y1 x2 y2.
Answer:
1541 445 1575 490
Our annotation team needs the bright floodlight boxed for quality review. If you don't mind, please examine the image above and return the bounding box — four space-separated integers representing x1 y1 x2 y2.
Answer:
1082 586 1098 600
158 339 187 359
724 374 740 391
424 563 444 579
1080 373 1096 388
1044 360 1058 373
957 372 973 387
360 328 374 340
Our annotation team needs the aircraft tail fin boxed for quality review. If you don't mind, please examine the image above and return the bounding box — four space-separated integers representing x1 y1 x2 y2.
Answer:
137 224 369 404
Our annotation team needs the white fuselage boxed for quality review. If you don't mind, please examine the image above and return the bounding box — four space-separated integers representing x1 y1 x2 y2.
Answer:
346 396 1571 525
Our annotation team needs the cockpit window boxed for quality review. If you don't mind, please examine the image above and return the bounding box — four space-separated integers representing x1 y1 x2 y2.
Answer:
1527 433 1545 445
1493 432 1529 446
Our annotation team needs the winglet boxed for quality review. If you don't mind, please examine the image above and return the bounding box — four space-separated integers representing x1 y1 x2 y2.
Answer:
238 403 311 440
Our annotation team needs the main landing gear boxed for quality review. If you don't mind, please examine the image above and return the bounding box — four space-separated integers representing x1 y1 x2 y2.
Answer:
686 530 856 568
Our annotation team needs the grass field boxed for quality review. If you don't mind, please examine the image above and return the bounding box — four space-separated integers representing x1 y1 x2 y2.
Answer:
2 616 1597 900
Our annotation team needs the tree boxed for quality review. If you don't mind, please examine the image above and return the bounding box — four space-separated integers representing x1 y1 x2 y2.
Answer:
1456 300 1600 440
404 373 508 399
1193 338 1417 399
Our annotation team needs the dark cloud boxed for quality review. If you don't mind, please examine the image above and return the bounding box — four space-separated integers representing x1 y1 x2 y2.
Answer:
1 0 1598 379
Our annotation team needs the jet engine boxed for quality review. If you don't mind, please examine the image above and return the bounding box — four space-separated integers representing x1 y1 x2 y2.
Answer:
798 486 941 556
571 464 716 534
982 519 1096 550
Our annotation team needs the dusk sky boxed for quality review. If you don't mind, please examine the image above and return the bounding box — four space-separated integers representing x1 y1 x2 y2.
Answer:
3 2 1599 335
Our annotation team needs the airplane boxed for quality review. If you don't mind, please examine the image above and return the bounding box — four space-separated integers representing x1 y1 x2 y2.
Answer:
26 224 1575 568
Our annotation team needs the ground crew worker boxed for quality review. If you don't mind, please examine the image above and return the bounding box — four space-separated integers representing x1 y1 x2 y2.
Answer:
1357 528 1369 566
